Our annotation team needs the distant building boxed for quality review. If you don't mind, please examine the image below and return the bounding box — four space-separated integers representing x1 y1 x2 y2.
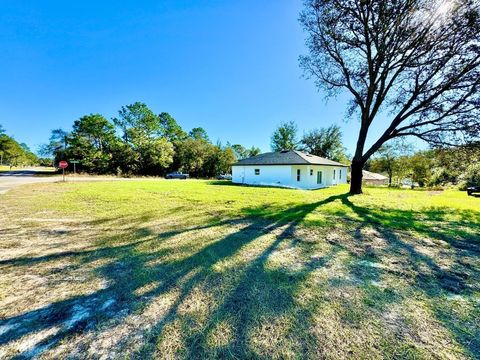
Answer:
362 170 388 186
232 150 348 190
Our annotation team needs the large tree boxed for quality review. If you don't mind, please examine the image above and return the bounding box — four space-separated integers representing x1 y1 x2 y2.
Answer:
271 121 299 151
407 152 433 187
113 103 174 174
300 124 348 162
158 112 187 142
300 0 480 194
369 140 412 186
189 127 210 142
113 102 160 143
231 144 249 160
248 146 261 157
231 144 262 160
39 129 69 165
204 144 236 177
175 137 211 177
67 114 117 173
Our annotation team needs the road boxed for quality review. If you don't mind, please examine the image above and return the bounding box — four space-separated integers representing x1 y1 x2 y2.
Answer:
0 169 156 195
0 170 61 194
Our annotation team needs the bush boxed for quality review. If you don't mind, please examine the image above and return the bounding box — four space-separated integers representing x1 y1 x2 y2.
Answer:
458 163 480 189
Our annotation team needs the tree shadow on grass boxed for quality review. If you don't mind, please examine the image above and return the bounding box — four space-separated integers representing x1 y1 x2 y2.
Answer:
0 195 341 358
230 193 479 356
0 192 478 358
206 180 304 192
334 195 480 357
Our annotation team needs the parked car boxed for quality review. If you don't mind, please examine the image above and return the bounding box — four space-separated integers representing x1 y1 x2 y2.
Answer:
216 174 232 180
467 185 480 196
166 171 189 180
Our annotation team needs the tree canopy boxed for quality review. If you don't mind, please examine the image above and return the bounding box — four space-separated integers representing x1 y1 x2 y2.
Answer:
189 127 210 142
369 140 412 186
66 114 117 173
231 144 261 160
158 112 187 142
300 124 348 162
271 121 299 151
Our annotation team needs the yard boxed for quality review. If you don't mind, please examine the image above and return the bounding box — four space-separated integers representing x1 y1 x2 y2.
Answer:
0 180 478 359
0 166 16 172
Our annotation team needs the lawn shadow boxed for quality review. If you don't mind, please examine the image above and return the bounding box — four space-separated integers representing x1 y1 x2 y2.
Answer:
335 195 480 357
0 195 339 358
206 180 303 191
1 192 478 358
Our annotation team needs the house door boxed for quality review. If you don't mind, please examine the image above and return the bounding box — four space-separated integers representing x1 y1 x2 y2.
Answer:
317 171 322 185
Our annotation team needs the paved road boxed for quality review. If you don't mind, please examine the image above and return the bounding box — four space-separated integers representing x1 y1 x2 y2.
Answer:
0 169 152 195
0 170 61 194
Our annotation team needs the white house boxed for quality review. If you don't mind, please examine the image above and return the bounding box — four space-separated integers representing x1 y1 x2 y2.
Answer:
232 150 349 190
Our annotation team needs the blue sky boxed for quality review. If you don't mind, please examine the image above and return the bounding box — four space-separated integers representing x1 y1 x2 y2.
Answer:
0 0 406 155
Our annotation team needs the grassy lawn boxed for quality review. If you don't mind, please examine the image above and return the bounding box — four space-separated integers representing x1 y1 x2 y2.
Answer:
0 180 478 359
0 165 17 172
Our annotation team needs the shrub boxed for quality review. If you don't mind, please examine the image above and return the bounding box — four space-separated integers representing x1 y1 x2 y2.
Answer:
458 163 480 189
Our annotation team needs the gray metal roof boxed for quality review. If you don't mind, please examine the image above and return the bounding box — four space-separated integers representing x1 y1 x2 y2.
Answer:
233 150 349 167
362 170 388 180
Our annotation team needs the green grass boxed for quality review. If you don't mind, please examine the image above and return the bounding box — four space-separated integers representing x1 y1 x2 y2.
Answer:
0 180 478 359
0 165 16 171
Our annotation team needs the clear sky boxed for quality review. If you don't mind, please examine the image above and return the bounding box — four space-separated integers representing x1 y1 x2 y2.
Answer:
0 0 405 156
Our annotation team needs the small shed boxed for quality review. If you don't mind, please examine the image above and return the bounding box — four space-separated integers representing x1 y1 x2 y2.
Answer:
362 170 388 186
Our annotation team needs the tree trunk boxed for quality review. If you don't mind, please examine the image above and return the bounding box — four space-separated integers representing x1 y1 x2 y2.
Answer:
350 160 364 194
350 120 369 195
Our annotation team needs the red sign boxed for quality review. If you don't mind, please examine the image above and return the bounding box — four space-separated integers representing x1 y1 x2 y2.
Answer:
58 161 68 169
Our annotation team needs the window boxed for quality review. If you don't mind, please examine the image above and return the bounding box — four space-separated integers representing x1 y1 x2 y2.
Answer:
333 169 336 180
339 169 342 180
310 169 313 176
255 169 260 175
297 169 301 182
317 171 322 184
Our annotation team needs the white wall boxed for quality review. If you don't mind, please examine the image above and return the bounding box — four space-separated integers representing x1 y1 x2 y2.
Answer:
232 165 348 189
305 165 348 188
232 165 293 187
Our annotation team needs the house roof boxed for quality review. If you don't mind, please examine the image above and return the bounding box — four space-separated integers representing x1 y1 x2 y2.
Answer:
362 170 388 181
233 150 349 167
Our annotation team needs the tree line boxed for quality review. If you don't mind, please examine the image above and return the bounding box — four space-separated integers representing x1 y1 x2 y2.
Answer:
269 120 480 189
0 124 39 167
367 140 480 189
40 102 261 177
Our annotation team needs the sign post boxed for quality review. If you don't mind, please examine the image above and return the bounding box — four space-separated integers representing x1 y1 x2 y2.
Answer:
59 161 68 182
69 160 79 181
